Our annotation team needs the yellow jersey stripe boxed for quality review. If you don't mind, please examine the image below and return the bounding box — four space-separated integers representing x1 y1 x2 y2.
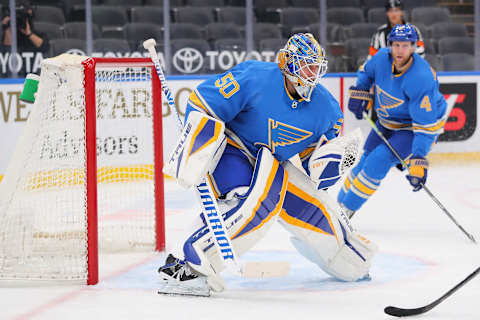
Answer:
352 177 376 196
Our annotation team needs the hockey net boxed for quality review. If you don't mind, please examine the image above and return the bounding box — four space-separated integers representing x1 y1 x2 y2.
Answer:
0 55 165 285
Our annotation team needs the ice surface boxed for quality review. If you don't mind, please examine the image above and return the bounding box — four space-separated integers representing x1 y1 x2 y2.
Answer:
1 164 479 320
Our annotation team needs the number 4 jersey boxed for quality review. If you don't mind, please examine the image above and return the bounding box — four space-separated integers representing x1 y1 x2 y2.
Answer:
184 60 344 163
357 48 447 157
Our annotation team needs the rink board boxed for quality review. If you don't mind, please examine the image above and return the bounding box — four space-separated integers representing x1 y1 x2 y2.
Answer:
1 72 479 180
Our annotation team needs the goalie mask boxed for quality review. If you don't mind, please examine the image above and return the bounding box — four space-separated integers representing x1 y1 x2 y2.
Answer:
277 33 328 102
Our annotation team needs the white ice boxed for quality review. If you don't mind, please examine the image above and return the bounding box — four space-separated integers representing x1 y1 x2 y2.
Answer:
1 163 479 320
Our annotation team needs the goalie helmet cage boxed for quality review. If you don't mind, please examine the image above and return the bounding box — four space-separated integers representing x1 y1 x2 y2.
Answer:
0 55 165 285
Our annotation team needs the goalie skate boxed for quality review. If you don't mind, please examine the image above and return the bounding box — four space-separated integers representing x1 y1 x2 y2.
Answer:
157 254 210 297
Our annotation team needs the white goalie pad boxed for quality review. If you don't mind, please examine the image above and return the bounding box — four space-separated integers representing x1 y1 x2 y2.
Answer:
164 112 226 188
279 161 378 282
182 148 288 279
308 128 363 190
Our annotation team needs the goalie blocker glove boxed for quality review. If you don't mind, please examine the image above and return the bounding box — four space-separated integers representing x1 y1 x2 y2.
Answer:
348 86 373 120
406 156 428 191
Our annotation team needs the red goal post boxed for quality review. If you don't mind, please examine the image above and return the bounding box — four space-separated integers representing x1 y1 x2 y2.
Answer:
0 55 165 285
84 57 165 284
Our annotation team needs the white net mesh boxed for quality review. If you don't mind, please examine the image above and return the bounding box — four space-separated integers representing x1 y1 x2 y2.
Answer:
0 55 160 283
95 66 156 252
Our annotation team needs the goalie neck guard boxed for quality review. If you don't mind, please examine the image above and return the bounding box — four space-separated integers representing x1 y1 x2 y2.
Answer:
277 33 328 102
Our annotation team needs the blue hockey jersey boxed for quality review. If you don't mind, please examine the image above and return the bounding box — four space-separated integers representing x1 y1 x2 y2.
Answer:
356 48 447 157
184 60 343 166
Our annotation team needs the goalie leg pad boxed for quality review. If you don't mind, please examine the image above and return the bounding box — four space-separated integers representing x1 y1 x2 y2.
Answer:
279 161 378 281
164 111 226 188
183 148 288 277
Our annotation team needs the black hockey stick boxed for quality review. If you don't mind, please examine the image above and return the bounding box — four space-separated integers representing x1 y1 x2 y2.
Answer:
363 112 477 244
384 266 480 317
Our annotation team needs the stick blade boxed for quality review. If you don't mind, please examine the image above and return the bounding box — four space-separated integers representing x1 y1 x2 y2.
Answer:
468 233 476 244
384 306 426 317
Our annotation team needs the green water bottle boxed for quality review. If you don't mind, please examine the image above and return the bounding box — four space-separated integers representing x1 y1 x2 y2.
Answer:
20 73 40 103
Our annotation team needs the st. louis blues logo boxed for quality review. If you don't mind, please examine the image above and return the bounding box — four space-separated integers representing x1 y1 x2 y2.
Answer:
256 118 312 154
376 85 404 118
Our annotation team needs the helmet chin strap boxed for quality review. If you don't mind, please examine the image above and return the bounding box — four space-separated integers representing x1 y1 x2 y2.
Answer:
286 74 315 102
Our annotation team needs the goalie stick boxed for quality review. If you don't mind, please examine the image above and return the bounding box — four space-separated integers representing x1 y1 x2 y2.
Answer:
363 112 477 244
384 266 480 317
143 38 290 279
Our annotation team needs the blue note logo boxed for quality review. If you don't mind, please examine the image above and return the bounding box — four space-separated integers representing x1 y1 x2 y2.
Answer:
257 119 312 154
376 85 404 117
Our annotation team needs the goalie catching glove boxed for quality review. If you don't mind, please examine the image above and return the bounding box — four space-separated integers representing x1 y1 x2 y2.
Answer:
308 141 343 190
348 86 373 120
308 128 363 190
164 111 226 188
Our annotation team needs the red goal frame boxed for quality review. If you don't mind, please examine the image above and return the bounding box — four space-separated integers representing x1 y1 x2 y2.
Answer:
82 57 165 285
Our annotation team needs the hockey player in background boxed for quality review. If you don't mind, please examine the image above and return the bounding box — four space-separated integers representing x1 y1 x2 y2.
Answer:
338 24 447 218
157 33 377 295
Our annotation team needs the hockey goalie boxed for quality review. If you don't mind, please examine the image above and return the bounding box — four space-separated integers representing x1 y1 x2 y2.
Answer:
159 33 378 296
